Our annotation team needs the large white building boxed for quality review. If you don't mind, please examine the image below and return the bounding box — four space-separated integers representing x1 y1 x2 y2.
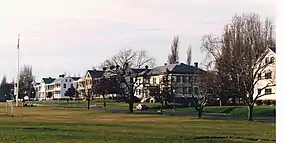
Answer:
254 47 276 100
34 75 80 100
135 62 204 103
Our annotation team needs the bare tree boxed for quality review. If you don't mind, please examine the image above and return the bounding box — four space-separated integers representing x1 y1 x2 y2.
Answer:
100 48 155 113
168 36 180 64
190 71 218 118
201 13 275 121
186 45 192 65
100 49 155 69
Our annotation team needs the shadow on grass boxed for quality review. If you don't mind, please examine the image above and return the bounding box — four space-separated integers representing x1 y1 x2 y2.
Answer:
22 127 86 133
103 109 275 123
194 136 276 142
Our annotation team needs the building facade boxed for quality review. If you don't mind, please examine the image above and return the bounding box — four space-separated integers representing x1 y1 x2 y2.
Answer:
33 75 80 100
254 47 276 101
135 62 204 103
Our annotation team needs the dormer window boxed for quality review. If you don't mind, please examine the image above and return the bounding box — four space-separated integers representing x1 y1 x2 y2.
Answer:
265 57 269 64
270 57 275 63
265 71 272 79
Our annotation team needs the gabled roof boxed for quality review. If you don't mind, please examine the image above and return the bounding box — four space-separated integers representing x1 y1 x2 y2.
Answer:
42 77 56 84
87 70 104 78
71 77 80 81
147 63 204 75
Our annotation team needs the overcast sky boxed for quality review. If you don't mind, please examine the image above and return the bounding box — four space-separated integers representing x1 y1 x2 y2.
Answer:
0 0 275 82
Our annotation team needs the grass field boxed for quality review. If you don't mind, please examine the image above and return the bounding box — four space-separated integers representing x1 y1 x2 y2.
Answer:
0 103 275 143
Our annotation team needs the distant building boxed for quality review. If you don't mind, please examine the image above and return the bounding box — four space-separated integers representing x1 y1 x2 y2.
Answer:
136 62 204 103
33 74 80 100
75 69 104 99
254 47 276 101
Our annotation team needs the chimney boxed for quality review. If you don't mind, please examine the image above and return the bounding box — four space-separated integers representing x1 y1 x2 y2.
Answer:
194 62 198 68
145 65 149 69
164 63 167 66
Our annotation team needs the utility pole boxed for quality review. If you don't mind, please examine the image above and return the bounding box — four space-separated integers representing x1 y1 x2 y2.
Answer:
16 34 20 107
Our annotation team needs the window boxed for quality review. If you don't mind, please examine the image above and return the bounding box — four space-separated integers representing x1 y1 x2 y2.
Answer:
69 79 71 82
176 76 181 82
71 84 73 88
66 79 68 82
171 76 175 82
182 76 186 83
188 87 192 94
270 57 275 63
183 87 187 94
145 78 150 84
258 73 262 80
265 72 272 79
265 57 269 64
265 88 272 94
63 84 66 88
194 87 199 95
153 78 156 84
188 76 192 83
258 89 262 95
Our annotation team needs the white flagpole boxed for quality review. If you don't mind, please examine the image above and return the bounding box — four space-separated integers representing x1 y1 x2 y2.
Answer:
16 34 20 107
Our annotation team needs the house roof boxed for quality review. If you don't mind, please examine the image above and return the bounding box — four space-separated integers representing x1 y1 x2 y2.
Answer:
71 77 80 81
87 70 104 78
147 63 204 75
270 47 276 53
42 77 56 84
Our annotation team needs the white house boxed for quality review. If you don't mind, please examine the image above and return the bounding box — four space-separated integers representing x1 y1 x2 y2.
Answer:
34 74 80 100
135 62 204 103
34 77 56 100
254 47 276 101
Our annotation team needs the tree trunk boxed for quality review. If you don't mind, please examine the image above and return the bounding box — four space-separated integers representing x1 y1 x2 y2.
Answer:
87 95 90 110
103 95 106 108
129 102 134 113
248 105 254 121
197 107 203 118
232 96 236 106
160 102 164 115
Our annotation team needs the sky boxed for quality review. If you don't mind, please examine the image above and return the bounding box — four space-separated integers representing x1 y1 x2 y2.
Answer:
0 0 275 82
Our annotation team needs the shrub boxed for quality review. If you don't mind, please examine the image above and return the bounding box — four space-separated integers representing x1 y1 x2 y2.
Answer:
255 100 262 106
262 100 271 106
271 100 276 105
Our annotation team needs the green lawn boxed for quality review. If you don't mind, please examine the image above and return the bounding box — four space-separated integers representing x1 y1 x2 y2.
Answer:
0 103 275 143
229 106 276 117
